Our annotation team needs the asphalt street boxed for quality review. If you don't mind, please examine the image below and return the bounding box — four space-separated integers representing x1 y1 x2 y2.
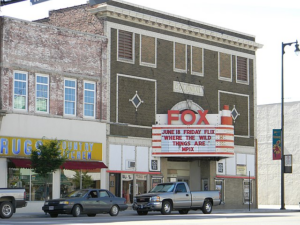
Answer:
1 208 299 225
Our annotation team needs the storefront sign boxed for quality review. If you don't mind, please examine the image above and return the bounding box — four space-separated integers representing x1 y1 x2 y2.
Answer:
152 125 234 156
122 174 133 181
161 127 216 152
168 110 209 125
173 81 204 96
0 136 102 161
236 164 247 176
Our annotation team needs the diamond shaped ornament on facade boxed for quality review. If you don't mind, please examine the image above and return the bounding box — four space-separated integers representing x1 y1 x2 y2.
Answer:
129 91 144 111
231 105 240 123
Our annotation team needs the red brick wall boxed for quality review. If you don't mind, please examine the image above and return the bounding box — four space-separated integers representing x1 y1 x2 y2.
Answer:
37 4 104 36
0 17 107 120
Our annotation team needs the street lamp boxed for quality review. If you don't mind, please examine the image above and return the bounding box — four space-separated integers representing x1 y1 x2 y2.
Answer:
280 40 300 210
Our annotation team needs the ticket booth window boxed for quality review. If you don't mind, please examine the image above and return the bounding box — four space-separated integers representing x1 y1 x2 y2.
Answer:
215 179 225 203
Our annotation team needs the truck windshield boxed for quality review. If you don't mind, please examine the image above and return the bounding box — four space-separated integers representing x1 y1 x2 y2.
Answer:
149 183 175 193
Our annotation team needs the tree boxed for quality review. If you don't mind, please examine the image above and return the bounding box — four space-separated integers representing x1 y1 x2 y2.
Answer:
72 171 94 189
30 138 67 200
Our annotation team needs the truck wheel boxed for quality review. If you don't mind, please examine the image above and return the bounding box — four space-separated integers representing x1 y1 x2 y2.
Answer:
72 205 81 217
161 200 172 215
137 211 148 215
179 209 189 214
0 201 14 219
202 201 212 214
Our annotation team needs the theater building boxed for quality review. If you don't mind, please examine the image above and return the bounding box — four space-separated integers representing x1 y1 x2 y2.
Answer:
2 0 262 208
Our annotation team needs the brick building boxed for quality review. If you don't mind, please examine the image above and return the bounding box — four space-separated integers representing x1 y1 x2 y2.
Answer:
1 0 262 209
0 16 108 200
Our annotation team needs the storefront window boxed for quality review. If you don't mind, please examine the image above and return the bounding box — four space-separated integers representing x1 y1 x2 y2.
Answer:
122 174 133 204
7 167 52 201
31 172 52 201
60 169 99 197
136 174 147 195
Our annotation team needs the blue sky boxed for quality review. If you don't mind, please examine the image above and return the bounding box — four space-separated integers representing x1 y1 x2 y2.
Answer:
1 0 300 105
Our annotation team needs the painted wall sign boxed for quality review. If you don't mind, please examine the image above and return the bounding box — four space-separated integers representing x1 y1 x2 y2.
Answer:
173 81 204 96
0 136 102 161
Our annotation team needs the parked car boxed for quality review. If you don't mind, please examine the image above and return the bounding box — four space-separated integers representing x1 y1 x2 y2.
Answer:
42 189 128 218
132 182 221 215
0 188 27 219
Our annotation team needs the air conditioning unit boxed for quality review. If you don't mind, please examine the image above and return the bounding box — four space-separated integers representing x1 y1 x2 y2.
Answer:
128 161 135 168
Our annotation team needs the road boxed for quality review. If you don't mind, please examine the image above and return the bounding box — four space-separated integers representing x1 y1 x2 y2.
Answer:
2 209 300 225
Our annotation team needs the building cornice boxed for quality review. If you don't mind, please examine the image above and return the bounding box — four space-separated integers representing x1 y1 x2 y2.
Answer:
89 4 263 51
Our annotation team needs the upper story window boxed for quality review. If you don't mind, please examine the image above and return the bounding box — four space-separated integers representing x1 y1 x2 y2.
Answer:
140 35 156 67
118 29 134 63
219 53 232 81
64 78 76 116
13 71 28 111
236 56 249 84
174 42 187 73
84 81 96 118
191 46 204 76
36 74 49 113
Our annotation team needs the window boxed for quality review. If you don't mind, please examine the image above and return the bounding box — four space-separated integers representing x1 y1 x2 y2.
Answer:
118 30 134 62
99 190 109 198
236 56 249 84
13 71 28 110
219 53 232 81
64 79 76 116
175 183 187 193
216 159 226 175
191 46 204 76
36 74 49 113
174 42 187 72
84 81 95 118
140 35 156 67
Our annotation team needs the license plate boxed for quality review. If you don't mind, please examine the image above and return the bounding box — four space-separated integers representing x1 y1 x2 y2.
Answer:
140 205 143 209
49 206 54 210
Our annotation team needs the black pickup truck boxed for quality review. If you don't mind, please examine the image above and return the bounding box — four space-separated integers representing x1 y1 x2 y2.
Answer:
0 188 27 219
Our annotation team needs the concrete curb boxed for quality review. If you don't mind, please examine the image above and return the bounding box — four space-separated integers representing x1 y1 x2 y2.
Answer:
12 208 300 218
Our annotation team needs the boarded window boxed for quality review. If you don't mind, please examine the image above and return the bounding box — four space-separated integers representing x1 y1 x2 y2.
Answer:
192 46 203 74
219 53 231 79
237 56 248 82
175 43 186 71
118 30 133 60
141 35 155 65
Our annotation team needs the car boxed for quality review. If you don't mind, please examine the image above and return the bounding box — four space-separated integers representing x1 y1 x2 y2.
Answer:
42 189 128 218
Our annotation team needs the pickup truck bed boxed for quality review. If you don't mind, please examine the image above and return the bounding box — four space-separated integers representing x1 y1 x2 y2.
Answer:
0 188 27 219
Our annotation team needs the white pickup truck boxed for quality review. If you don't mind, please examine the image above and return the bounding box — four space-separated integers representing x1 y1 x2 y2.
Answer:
132 182 221 215
0 188 27 219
